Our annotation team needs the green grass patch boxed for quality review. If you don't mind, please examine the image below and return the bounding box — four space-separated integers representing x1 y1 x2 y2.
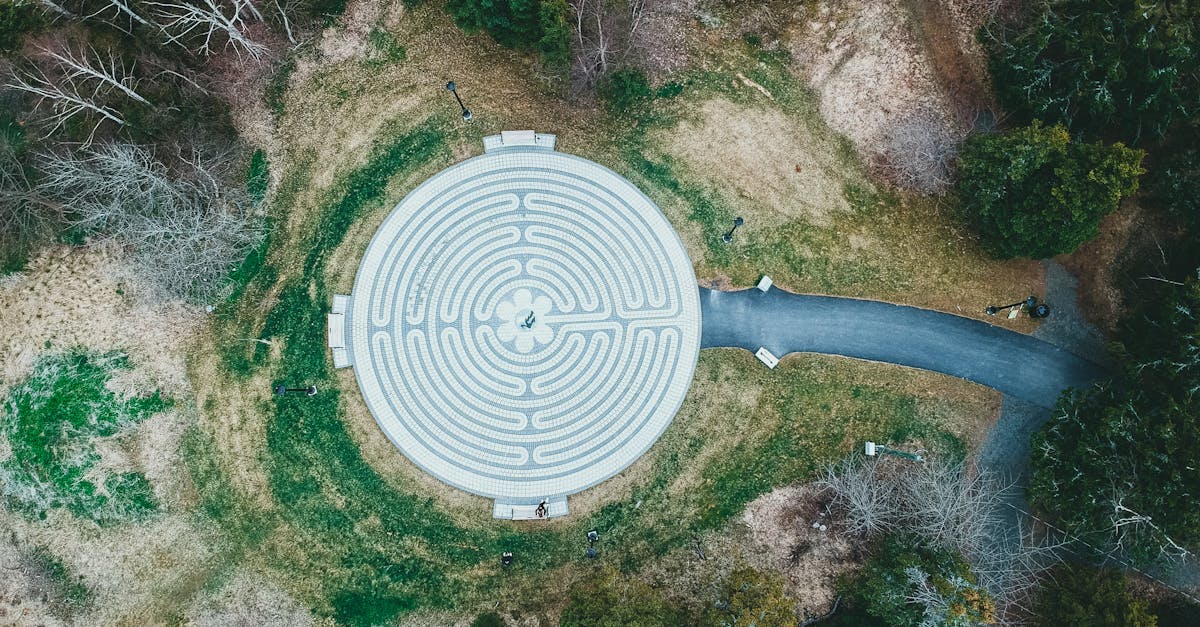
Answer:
265 55 298 118
366 27 407 67
246 148 270 206
0 349 168 524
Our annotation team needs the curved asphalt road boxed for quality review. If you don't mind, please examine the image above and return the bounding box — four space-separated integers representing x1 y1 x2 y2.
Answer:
700 287 1104 408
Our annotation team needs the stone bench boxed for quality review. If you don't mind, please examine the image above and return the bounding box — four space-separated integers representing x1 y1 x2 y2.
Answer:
493 497 568 520
328 294 351 368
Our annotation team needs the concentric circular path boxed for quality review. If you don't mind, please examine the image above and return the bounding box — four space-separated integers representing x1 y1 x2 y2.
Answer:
344 139 701 503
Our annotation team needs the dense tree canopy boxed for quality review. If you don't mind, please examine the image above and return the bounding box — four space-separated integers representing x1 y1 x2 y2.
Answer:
985 0 1200 143
1034 565 1157 627
1030 270 1200 564
444 0 571 69
956 122 1145 259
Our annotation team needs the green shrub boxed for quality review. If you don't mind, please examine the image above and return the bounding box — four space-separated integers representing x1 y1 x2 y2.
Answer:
836 535 994 627
705 566 795 627
537 0 571 70
471 612 505 627
0 1 41 54
561 567 693 626
445 0 569 70
955 122 1145 259
985 0 1200 143
1033 565 1157 627
246 148 270 206
599 68 653 116
0 349 167 524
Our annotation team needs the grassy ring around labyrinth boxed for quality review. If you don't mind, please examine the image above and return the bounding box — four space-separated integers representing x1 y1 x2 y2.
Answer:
339 135 701 510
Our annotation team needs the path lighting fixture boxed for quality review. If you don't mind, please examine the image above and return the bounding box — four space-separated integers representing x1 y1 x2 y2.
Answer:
721 216 745 244
501 551 513 567
864 440 924 462
275 385 318 396
985 295 1038 317
446 81 473 122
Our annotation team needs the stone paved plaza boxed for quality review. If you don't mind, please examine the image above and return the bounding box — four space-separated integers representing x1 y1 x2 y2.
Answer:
332 132 701 513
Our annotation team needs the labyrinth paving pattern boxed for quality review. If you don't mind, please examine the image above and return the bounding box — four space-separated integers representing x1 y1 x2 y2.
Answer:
337 134 701 509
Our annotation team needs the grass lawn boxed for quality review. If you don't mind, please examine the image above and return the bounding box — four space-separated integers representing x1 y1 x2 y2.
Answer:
184 4 1007 623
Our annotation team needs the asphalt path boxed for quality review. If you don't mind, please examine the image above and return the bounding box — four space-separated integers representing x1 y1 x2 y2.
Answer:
699 287 1104 408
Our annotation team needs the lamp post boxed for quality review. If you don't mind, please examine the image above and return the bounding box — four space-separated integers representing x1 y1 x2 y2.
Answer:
275 385 318 396
722 217 744 244
985 295 1037 316
446 81 473 122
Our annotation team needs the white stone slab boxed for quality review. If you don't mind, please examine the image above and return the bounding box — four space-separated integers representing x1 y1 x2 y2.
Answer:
327 312 346 348
756 275 773 292
755 346 779 369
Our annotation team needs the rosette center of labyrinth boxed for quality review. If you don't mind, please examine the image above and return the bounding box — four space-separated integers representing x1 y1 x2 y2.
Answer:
334 134 701 513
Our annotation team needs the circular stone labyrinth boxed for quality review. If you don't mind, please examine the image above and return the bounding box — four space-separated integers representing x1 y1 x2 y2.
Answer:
343 138 701 505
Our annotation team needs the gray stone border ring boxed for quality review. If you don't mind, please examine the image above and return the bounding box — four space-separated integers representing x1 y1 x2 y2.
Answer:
328 131 701 518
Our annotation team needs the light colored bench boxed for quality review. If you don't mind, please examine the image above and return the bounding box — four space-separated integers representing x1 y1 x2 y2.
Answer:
483 130 557 153
755 346 779 369
493 497 568 519
328 294 351 368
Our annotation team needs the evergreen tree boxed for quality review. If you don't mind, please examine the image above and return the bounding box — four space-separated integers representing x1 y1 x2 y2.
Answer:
956 122 1144 259
985 0 1200 143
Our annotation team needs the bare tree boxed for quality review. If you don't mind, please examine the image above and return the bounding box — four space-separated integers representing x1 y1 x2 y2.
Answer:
878 105 965 194
819 456 1067 625
37 143 265 302
149 0 266 60
85 0 156 29
1109 495 1194 563
818 456 901 536
570 0 647 89
899 460 1012 557
41 44 150 104
37 0 76 19
4 63 127 144
0 126 60 262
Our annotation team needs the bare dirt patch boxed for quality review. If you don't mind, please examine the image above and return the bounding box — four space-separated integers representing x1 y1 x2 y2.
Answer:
742 484 861 620
1057 203 1148 332
784 0 977 190
659 98 850 228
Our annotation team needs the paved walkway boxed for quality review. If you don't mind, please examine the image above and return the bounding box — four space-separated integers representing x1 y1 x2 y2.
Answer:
700 287 1104 409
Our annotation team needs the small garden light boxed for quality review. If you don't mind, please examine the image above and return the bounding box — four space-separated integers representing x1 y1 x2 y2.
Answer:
722 216 745 244
446 81 473 122
275 385 318 396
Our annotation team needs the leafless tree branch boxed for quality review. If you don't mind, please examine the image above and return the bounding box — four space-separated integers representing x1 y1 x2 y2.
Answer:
148 0 267 60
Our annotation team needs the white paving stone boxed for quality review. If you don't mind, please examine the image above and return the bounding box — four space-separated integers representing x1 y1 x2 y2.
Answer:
344 139 702 502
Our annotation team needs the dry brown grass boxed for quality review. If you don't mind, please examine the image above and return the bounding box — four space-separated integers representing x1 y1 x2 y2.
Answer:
660 99 850 229
1057 202 1147 332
